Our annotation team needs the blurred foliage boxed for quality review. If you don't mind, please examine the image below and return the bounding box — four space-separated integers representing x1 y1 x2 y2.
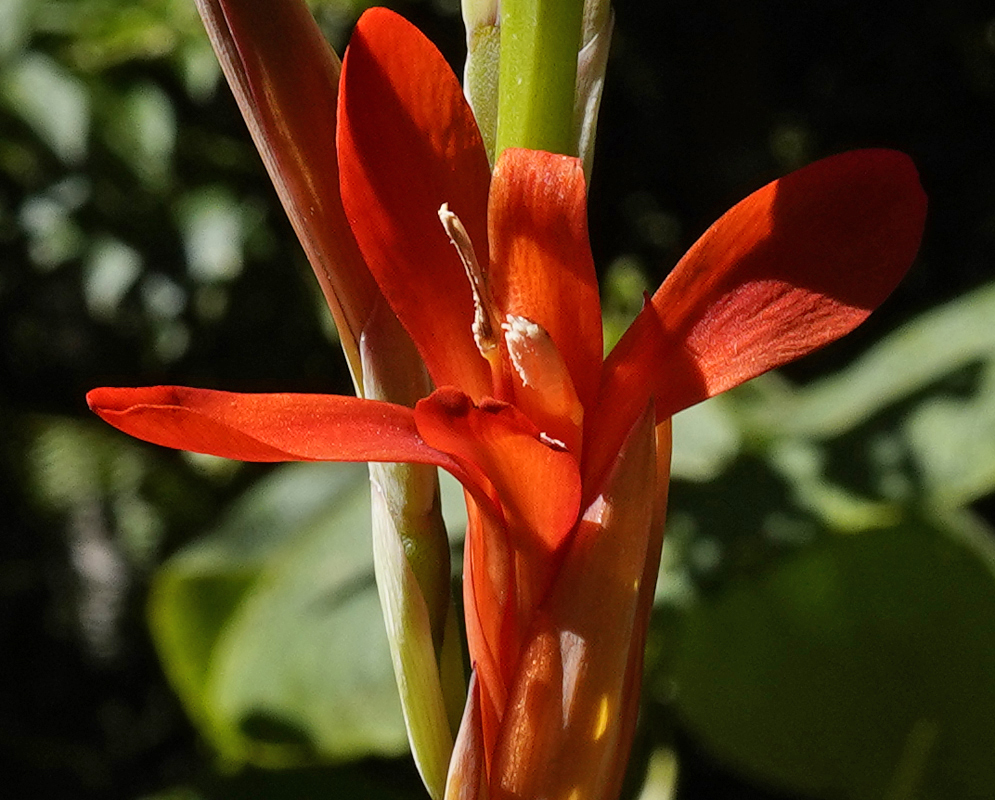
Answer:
2 1 995 799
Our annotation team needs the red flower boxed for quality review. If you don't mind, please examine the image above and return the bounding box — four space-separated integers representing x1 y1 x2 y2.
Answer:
88 7 926 799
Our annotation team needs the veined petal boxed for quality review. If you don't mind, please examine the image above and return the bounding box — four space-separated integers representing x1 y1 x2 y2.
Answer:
489 149 603 412
654 149 927 403
338 8 492 399
587 149 926 490
195 0 377 380
416 387 582 778
86 386 467 479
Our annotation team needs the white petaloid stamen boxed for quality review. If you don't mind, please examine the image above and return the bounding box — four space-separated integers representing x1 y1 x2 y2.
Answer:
539 431 568 450
502 312 585 436
439 203 496 354
502 314 544 388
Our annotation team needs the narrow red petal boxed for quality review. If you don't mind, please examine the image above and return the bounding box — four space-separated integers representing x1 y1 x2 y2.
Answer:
587 149 926 490
338 8 492 399
86 386 465 477
489 404 660 800
602 418 672 800
461 501 510 780
488 149 603 412
195 0 378 361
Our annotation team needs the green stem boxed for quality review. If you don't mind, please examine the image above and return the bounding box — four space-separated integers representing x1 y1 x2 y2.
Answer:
495 0 584 156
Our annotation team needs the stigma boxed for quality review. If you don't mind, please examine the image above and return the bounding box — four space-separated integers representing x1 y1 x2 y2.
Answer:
439 203 499 358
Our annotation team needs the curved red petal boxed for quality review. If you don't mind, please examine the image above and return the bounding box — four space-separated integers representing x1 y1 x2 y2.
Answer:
461 501 512 777
654 149 926 402
587 149 926 489
196 0 377 366
86 386 465 477
489 149 603 412
414 388 582 555
338 8 492 399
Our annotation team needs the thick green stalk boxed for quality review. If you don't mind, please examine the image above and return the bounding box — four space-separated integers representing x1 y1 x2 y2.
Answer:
495 0 585 156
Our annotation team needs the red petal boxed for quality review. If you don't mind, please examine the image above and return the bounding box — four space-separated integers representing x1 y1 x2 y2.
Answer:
414 388 582 555
603 418 672 800
488 149 603 412
587 149 926 489
86 386 466 477
418 388 585 767
489 404 660 800
338 8 492 399
195 0 378 364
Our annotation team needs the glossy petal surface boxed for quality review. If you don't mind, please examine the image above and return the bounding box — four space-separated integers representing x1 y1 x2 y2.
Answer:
414 388 581 553
489 149 602 411
587 149 926 490
489 404 659 800
87 386 464 476
338 8 492 399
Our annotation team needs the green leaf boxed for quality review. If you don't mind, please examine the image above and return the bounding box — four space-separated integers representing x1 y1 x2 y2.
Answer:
149 461 408 767
905 361 995 506
1 52 89 163
671 396 741 483
748 281 995 439
668 513 995 800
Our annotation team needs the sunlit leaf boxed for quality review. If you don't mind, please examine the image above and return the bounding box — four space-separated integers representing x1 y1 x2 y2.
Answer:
671 395 741 482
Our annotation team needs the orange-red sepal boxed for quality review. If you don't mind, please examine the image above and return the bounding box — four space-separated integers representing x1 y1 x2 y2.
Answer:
488 402 661 800
195 0 377 352
87 385 467 482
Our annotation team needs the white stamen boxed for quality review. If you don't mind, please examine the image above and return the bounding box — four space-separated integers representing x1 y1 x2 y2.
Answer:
439 203 496 354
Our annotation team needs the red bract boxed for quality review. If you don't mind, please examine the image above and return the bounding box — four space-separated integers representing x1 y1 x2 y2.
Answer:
88 7 926 799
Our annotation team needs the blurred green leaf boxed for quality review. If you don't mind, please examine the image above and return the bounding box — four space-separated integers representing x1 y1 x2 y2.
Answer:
636 748 679 800
671 395 741 483
1 51 89 163
149 461 409 768
102 81 175 189
84 235 142 319
177 186 250 283
667 512 995 800
905 360 995 506
0 0 31 59
748 282 995 440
